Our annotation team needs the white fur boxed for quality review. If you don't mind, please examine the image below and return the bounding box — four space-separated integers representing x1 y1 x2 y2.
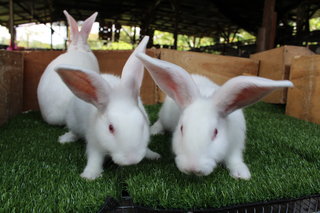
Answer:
56 37 160 180
137 53 293 179
65 74 152 179
37 11 99 125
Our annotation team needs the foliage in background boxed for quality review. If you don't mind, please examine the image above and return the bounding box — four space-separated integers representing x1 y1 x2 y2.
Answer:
309 17 320 31
89 26 135 50
154 30 174 47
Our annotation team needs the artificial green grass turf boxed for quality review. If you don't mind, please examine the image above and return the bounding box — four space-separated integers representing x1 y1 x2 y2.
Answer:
0 112 120 212
0 103 319 211
123 103 320 209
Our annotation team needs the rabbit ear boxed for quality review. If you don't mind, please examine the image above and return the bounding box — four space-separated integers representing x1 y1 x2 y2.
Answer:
55 65 110 112
121 36 149 98
212 76 294 117
136 53 200 108
63 10 79 43
79 12 98 42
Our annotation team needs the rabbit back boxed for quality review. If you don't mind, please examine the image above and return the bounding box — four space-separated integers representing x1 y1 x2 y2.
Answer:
37 51 99 125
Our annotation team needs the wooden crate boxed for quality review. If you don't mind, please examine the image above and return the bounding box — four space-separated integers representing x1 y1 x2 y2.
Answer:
2 48 261 122
157 49 259 102
286 55 320 124
250 46 314 104
0 51 24 126
22 50 158 111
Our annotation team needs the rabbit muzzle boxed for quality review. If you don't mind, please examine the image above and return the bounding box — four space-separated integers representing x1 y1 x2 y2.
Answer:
112 152 145 166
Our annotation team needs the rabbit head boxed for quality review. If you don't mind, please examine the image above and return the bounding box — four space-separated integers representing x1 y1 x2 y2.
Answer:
137 53 293 176
56 36 150 166
63 10 97 52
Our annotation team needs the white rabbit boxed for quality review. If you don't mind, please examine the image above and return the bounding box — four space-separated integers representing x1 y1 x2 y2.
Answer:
137 53 293 179
55 36 160 180
37 10 99 125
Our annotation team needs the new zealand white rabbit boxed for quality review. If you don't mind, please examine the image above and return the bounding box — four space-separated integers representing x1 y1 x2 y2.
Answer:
37 10 99 125
137 53 293 179
55 36 160 180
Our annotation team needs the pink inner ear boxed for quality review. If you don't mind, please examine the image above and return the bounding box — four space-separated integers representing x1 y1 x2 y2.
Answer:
80 21 94 41
81 12 98 36
64 13 79 38
155 70 190 106
58 69 98 103
224 86 268 114
158 71 178 94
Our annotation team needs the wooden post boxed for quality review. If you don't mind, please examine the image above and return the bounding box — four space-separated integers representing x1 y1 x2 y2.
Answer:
9 0 15 49
50 23 53 49
172 0 180 50
132 26 136 47
140 0 161 47
148 29 154 48
65 20 68 50
257 0 277 52
173 22 178 49
296 3 310 45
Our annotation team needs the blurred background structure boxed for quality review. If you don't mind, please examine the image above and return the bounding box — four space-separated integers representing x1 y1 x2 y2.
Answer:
0 0 320 56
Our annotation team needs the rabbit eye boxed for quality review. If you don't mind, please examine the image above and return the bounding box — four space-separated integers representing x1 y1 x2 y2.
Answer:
212 128 218 140
180 125 183 135
108 124 115 134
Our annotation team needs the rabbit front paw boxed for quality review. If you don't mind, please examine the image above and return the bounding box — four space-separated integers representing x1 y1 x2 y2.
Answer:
145 148 161 160
150 120 164 135
58 131 78 144
229 163 251 180
80 169 102 180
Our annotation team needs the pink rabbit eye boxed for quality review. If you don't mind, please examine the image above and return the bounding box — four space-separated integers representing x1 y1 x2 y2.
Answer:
108 124 115 134
212 128 218 140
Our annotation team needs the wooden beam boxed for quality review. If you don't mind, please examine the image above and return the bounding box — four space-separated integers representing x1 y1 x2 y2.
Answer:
15 1 47 24
213 1 257 34
0 3 35 25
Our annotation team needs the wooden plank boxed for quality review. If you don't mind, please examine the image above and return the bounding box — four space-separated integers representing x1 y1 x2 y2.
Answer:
250 45 314 103
158 49 259 102
23 50 63 111
95 49 158 105
286 55 320 124
22 49 259 110
22 49 158 111
0 51 23 126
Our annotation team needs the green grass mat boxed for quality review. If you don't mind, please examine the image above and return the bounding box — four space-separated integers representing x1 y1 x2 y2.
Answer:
0 112 120 212
1 103 319 211
123 103 320 209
